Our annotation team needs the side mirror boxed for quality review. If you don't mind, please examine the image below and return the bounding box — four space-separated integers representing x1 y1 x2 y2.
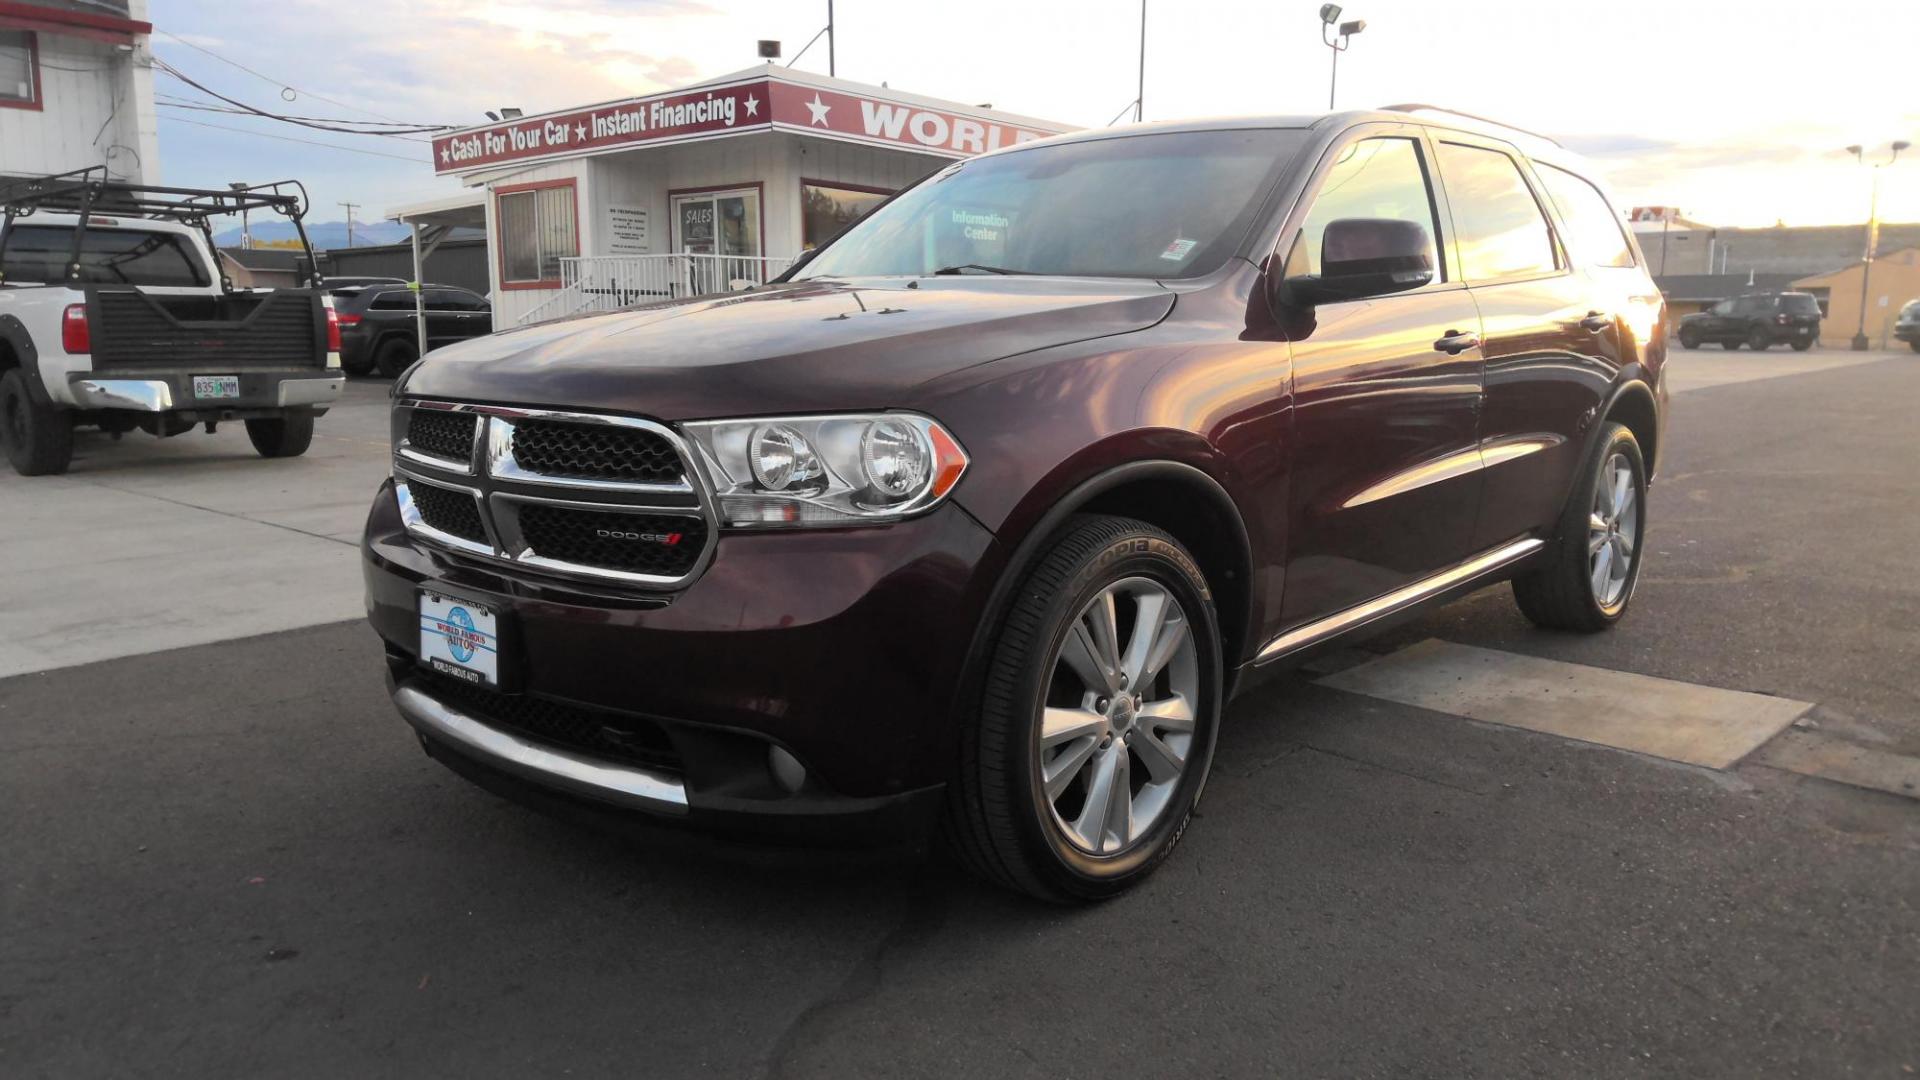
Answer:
1282 217 1435 306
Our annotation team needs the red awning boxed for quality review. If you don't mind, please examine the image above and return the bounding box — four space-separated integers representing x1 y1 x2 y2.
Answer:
0 2 152 46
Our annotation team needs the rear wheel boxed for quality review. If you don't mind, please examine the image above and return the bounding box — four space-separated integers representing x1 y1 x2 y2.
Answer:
1791 339 1812 352
1747 328 1771 351
245 412 314 458
1512 422 1647 632
0 368 74 476
374 336 419 379
944 514 1222 903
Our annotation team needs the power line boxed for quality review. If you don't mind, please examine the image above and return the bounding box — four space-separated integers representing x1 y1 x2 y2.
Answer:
161 115 430 163
155 96 436 128
155 59 453 136
154 28 418 126
155 98 434 142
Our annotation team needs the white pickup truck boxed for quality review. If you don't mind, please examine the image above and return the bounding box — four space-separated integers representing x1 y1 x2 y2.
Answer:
0 172 344 476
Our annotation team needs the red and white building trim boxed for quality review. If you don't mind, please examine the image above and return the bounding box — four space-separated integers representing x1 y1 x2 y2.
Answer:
0 0 157 183
398 66 1075 326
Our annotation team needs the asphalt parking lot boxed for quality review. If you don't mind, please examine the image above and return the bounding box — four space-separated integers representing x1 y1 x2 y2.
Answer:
4 347 1918 1076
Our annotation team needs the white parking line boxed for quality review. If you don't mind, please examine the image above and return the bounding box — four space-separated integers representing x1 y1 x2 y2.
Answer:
1317 639 1811 769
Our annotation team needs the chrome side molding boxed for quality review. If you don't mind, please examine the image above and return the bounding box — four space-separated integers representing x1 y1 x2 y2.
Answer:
1255 536 1546 664
393 684 689 814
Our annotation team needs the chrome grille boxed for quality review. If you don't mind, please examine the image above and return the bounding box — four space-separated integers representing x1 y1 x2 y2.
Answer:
406 411 478 463
510 420 682 485
392 402 713 588
407 480 487 544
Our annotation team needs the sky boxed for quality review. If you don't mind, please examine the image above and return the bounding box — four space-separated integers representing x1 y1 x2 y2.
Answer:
149 0 1920 235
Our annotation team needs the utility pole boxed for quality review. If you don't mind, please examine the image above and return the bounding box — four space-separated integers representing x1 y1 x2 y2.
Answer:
827 0 835 77
1136 0 1146 122
1846 141 1909 351
338 201 361 248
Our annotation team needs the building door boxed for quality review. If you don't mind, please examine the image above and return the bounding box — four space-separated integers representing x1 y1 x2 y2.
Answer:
671 187 761 295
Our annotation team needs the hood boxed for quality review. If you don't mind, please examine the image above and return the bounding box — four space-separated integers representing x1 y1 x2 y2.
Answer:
403 277 1174 420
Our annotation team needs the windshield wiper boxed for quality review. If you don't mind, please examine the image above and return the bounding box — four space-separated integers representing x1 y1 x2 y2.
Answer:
930 263 1031 276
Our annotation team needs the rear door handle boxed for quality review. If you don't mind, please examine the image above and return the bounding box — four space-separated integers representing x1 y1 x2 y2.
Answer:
1433 330 1480 355
1580 311 1613 333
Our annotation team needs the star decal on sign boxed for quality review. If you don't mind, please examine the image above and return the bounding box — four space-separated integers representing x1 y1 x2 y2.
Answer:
439 145 450 163
743 94 759 117
575 123 588 141
805 93 831 126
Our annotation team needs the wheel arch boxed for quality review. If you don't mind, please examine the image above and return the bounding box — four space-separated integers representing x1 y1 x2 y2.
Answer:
1601 378 1660 477
957 459 1257 718
0 315 53 404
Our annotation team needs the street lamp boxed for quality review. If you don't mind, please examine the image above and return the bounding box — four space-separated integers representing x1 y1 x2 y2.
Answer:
1846 140 1910 351
1320 5 1366 110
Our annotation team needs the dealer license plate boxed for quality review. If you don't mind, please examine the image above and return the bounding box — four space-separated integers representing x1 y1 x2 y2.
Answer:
192 375 240 399
419 591 499 686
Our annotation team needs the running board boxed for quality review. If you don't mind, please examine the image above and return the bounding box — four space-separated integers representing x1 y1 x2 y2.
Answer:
1254 537 1547 665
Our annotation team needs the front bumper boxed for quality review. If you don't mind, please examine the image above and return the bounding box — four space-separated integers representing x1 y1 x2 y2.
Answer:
363 478 1006 835
1894 324 1920 343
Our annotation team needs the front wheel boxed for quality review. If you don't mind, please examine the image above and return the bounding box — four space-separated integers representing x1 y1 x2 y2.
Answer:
245 412 315 458
944 515 1222 903
1512 422 1647 632
1748 328 1772 351
1791 339 1813 352
1677 329 1700 350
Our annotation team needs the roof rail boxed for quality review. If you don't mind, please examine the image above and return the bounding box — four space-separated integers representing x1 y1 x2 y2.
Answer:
1377 104 1562 148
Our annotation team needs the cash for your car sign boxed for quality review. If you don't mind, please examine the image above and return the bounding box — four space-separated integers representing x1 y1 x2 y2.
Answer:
431 72 1063 175
419 592 498 685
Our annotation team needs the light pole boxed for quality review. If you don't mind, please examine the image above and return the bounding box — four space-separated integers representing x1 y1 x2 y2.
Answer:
1846 140 1909 351
1320 5 1366 110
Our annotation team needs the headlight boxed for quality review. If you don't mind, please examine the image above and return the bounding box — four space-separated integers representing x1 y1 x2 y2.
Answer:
683 413 968 528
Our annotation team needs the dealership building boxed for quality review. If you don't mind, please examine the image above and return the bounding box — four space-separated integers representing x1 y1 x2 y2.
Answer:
394 66 1074 328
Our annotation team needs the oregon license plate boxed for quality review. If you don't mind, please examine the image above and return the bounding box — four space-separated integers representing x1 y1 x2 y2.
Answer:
419 591 499 686
192 375 240 399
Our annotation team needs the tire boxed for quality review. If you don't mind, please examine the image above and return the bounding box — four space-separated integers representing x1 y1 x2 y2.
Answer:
1791 340 1812 352
0 368 74 476
1747 328 1771 351
373 336 419 379
1677 329 1700 350
943 514 1223 903
245 412 315 458
1908 340 1919 354
1512 422 1647 632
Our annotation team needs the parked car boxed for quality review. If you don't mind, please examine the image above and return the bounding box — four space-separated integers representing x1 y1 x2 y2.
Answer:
0 170 343 476
1894 299 1920 353
362 109 1668 901
1676 291 1820 351
333 283 492 377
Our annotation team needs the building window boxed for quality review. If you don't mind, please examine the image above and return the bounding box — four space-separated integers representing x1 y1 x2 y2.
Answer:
498 181 578 286
801 181 891 250
1 31 39 110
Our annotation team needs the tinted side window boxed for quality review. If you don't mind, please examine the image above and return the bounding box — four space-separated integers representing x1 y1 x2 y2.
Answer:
1538 164 1634 269
1435 142 1559 282
1 225 210 286
370 290 416 310
1292 136 1442 282
1710 301 1734 316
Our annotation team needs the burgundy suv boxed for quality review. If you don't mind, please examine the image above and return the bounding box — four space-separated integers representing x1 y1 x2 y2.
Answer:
363 109 1667 902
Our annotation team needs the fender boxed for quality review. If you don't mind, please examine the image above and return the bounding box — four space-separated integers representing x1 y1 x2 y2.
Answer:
1551 375 1661 532
0 314 55 406
949 459 1257 743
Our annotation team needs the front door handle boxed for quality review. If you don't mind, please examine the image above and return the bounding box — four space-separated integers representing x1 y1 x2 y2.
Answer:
1433 330 1480 355
1580 310 1613 333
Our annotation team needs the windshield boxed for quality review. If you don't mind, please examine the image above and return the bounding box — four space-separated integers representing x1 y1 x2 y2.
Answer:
797 128 1306 281
1777 293 1820 315
1 224 210 287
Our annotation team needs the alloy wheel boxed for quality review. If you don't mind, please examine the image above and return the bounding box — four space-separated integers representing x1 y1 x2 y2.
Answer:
1037 576 1200 856
1588 452 1639 607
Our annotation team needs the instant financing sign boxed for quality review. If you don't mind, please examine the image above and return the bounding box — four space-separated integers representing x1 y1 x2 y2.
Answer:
432 77 1060 174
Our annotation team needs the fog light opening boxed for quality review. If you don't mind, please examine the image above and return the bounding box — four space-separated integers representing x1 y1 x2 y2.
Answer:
768 746 807 794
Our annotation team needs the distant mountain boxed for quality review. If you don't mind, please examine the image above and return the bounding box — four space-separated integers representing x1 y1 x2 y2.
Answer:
212 219 413 250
